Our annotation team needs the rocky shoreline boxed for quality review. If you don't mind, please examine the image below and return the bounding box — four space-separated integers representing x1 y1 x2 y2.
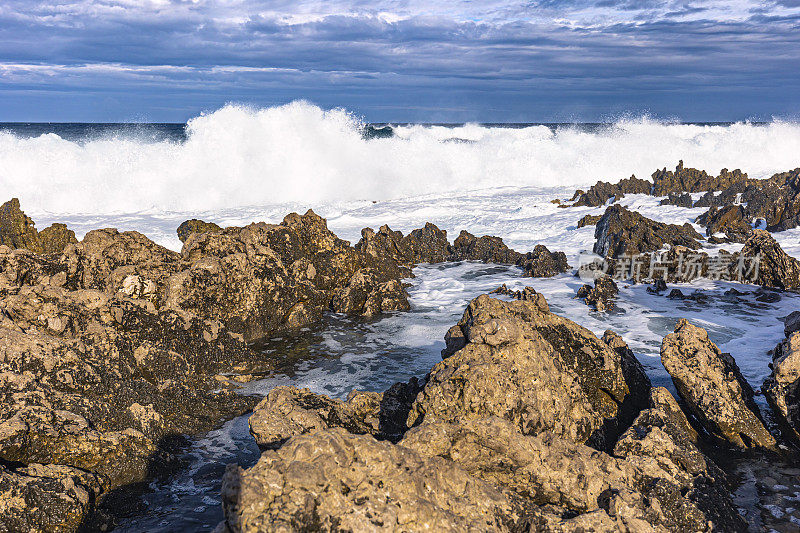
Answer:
2 161 800 532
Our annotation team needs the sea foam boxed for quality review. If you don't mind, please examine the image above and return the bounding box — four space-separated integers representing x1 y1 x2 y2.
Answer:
2 101 800 215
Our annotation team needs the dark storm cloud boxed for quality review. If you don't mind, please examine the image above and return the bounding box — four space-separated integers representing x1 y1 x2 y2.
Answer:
0 1 798 121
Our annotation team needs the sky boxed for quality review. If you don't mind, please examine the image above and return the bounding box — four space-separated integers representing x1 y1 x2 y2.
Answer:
0 1 799 122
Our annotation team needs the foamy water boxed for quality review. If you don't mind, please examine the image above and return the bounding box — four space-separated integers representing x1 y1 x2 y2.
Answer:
2 101 800 214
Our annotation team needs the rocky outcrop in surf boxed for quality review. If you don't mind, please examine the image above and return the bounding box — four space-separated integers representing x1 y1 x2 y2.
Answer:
355 223 569 277
593 204 703 258
222 294 748 532
576 275 619 311
739 229 800 291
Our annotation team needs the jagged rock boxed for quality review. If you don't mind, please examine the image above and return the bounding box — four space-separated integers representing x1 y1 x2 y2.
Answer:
402 222 450 263
518 245 570 277
331 269 410 317
602 331 652 422
661 319 776 449
38 224 78 254
577 214 602 228
166 210 409 340
572 175 652 207
651 161 748 196
450 230 521 264
659 192 693 207
577 275 619 311
0 199 76 254
0 462 103 533
355 225 412 273
594 205 703 258
612 388 746 532
739 229 800 291
0 198 41 252
763 332 800 445
696 205 752 242
176 219 222 243
409 295 645 449
220 428 519 533
784 311 800 337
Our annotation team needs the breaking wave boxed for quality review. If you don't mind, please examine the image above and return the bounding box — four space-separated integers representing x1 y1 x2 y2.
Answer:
2 101 800 214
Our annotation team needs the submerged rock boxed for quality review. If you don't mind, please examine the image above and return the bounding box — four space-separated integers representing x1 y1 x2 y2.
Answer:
593 205 703 258
661 319 776 450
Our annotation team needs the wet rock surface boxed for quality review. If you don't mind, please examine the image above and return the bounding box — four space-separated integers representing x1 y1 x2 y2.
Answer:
661 319 777 450
697 204 753 242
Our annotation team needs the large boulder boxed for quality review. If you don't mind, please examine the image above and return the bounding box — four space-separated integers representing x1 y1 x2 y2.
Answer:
594 205 703 258
247 380 421 449
517 245 570 277
763 332 800 445
661 319 776 449
738 229 800 291
408 294 649 449
696 205 752 242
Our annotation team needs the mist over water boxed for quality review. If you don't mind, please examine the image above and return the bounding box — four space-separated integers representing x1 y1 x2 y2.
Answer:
1 100 800 215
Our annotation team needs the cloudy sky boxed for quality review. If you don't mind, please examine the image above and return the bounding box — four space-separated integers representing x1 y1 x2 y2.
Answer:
1 0 799 122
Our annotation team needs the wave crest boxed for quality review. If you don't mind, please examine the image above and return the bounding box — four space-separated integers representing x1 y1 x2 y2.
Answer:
2 101 800 214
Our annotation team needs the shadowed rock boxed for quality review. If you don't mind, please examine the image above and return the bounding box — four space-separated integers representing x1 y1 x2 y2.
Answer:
594 205 702 258
739 229 800 291
763 332 800 445
661 319 776 450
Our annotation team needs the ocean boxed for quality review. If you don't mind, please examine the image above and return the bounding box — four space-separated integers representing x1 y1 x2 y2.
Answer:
3 102 800 530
